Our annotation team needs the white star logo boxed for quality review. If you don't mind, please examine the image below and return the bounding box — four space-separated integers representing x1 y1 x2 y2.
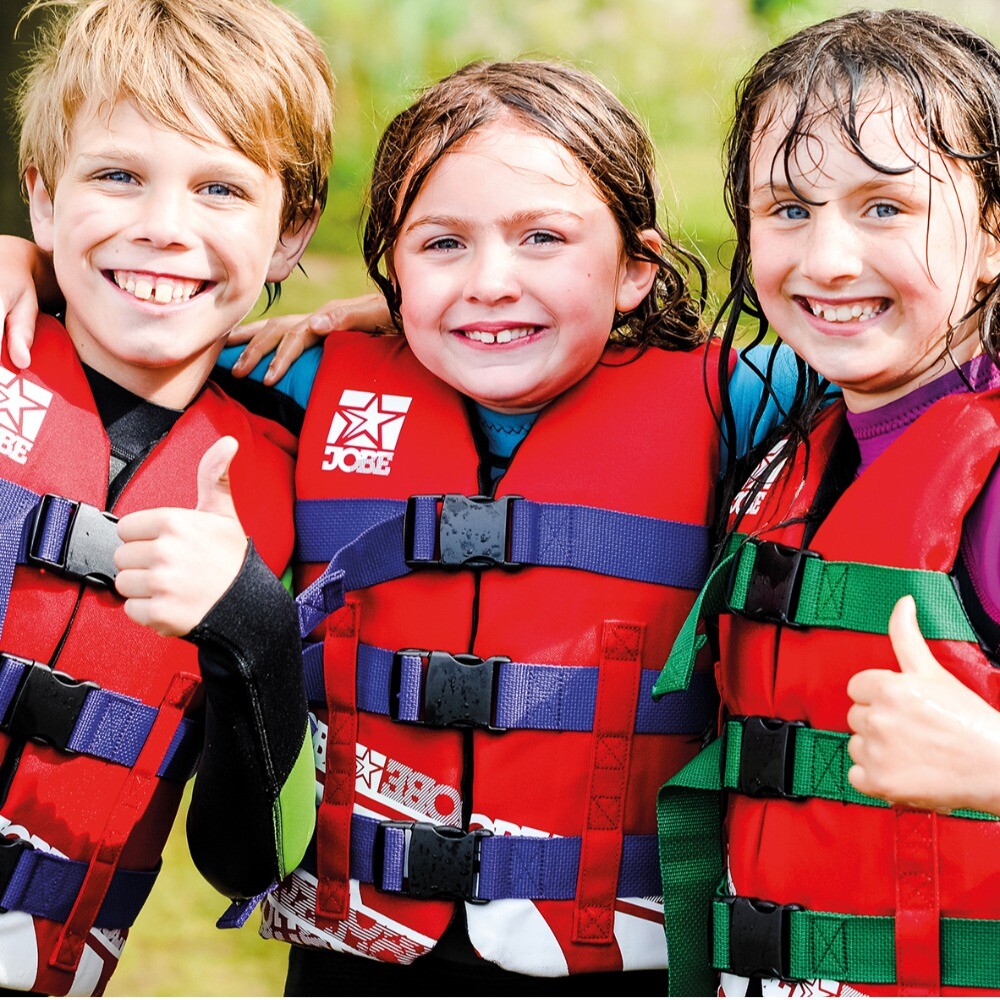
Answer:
0 368 52 441
355 746 384 790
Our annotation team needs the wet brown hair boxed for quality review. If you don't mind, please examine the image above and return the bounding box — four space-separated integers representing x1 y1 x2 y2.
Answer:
362 59 706 352
716 8 1000 519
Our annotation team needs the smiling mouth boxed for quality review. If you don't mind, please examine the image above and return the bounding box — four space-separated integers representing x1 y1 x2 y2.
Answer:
796 296 890 323
458 326 539 345
107 270 208 305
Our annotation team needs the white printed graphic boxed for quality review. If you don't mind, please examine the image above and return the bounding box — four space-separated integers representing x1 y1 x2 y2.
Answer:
0 367 52 465
322 390 411 476
730 438 788 516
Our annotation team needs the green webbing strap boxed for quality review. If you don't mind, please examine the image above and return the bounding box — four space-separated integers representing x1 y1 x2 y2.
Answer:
721 719 999 821
713 898 1000 988
658 739 725 996
274 723 317 878
652 534 747 698
728 541 977 641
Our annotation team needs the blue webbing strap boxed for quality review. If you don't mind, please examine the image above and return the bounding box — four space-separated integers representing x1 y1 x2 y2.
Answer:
295 497 712 638
0 841 157 928
0 655 199 782
303 641 718 735
343 814 659 899
0 480 50 636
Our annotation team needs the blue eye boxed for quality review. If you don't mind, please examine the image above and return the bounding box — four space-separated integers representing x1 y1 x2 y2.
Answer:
98 170 136 185
203 182 238 198
425 236 463 252
778 204 809 221
525 231 561 245
868 203 899 219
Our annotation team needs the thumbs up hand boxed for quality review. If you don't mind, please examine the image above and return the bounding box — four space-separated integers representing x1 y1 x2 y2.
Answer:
115 437 249 637
846 595 1000 815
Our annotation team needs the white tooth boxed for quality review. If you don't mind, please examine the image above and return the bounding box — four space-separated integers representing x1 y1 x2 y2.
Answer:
851 305 862 318
481 331 496 344
861 306 873 319
125 275 136 294
496 330 512 344
114 272 126 290
134 277 153 301
811 302 823 316
173 284 185 301
836 305 852 322
822 308 838 322
153 281 173 304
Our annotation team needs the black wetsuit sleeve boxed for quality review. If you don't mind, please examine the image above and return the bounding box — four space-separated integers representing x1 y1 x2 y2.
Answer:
184 544 310 899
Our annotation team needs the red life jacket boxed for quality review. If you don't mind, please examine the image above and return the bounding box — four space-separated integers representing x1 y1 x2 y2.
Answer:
717 392 1000 996
0 316 294 996
262 331 723 976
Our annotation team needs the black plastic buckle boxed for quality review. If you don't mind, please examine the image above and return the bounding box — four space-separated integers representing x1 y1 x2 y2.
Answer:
0 836 31 912
2 656 97 751
720 895 803 981
28 495 120 586
735 715 805 799
373 821 493 902
731 541 817 626
390 650 509 731
403 495 522 569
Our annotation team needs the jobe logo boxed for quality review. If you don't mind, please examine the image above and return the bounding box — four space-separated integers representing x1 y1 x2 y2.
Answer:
322 389 411 476
0 366 52 465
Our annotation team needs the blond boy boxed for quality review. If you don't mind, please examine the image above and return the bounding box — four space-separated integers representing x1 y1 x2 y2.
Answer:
0 0 333 992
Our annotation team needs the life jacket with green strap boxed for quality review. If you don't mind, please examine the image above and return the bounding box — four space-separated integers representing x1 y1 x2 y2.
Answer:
653 391 1000 997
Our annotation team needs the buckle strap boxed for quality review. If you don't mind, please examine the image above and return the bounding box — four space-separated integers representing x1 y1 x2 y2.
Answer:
294 497 712 638
348 815 659 901
713 895 1000 989
0 655 199 781
727 538 977 640
304 641 718 735
720 717 999 821
0 836 157 928
27 495 120 587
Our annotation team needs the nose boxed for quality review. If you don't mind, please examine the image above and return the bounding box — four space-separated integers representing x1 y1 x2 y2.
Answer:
799 208 864 286
462 240 521 305
127 186 195 250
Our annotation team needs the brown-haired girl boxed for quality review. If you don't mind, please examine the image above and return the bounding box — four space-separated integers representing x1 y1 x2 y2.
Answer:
657 9 1000 997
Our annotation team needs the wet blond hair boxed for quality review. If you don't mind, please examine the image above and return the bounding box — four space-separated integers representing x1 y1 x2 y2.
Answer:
17 0 333 230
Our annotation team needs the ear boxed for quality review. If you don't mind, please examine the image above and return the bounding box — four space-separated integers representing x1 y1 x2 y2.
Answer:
266 202 321 282
24 165 55 253
615 228 662 313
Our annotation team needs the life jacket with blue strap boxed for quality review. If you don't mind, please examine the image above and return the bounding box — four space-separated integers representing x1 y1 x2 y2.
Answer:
264 330 723 976
0 316 294 996
654 391 1000 997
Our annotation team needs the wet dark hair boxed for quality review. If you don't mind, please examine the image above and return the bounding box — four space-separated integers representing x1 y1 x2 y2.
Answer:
716 8 1000 522
362 59 706 352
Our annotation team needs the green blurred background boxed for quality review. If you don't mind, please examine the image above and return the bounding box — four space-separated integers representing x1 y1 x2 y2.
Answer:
1 0 998 993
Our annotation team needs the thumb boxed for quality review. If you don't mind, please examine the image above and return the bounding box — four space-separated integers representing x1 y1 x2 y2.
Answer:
888 595 940 676
196 436 240 518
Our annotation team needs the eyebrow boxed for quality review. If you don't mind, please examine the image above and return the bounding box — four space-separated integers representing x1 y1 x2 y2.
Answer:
403 208 586 234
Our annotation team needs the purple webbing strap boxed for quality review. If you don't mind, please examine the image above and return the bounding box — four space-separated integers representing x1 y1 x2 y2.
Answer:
510 501 710 589
294 496 710 590
0 656 198 780
306 641 717 736
2 844 157 928
346 815 659 899
0 481 47 639
216 884 275 929
296 510 412 638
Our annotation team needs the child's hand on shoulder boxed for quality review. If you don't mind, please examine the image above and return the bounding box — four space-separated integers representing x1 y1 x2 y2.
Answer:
847 595 1000 816
114 437 248 637
0 236 57 370
228 291 390 384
